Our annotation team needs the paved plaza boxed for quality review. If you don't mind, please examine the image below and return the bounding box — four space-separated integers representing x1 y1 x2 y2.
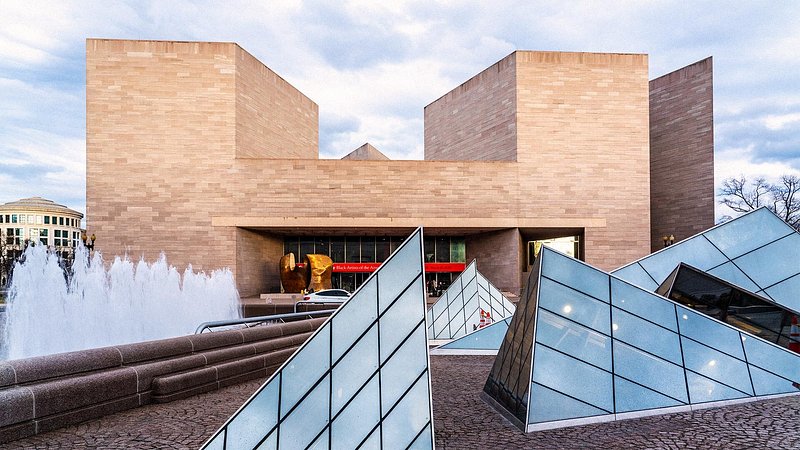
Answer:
4 355 800 449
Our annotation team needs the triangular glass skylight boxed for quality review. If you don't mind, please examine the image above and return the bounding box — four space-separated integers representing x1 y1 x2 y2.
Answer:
432 318 511 353
484 246 800 432
427 259 515 340
202 228 434 449
612 208 800 312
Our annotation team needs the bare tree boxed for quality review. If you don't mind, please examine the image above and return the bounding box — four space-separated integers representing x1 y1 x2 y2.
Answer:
719 175 800 230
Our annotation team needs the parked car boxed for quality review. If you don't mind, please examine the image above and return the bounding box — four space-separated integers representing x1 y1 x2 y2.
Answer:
302 289 351 303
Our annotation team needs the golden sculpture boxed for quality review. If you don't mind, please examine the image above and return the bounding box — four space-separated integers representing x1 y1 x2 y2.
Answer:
279 253 308 293
279 253 333 293
306 254 333 292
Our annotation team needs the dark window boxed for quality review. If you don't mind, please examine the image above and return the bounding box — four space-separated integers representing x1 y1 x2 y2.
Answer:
361 237 375 262
345 237 360 263
44 216 50 224
11 215 17 223
299 238 314 261
390 236 404 254
315 238 329 256
330 238 344 262
376 237 390 262
59 217 64 226
283 237 298 257
40 238 48 245
424 237 435 262
435 237 450 263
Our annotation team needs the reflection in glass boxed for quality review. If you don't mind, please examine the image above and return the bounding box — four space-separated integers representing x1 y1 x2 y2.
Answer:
614 376 683 413
613 341 688 403
703 208 794 260
686 371 748 404
536 310 611 370
611 277 678 331
681 337 753 395
539 277 610 334
662 264 799 352
733 233 800 289
541 249 609 302
612 307 682 365
675 306 744 360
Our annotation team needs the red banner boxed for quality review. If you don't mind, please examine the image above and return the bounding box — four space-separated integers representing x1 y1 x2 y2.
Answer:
296 262 466 273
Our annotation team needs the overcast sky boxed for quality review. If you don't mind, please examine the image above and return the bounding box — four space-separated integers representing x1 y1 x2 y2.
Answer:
1 1 799 220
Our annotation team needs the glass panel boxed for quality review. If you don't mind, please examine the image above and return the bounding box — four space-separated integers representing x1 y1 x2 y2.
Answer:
677 307 744 360
535 309 611 371
331 375 380 450
461 308 481 338
749 365 798 396
528 382 608 424
539 277 610 335
612 307 682 365
379 277 424 362
299 238 315 261
638 236 728 284
686 371 749 404
681 337 753 395
742 334 800 381
611 278 678 331
332 276 377 362
462 260 477 282
381 372 431 450
380 324 427 411
613 341 688 403
226 376 279 450
255 431 276 450
531 343 613 411
307 429 328 450
332 324 378 415
440 318 510 350
614 376 683 413
764 274 800 312
432 307 450 339
407 424 433 450
704 209 794 259
360 427 381 450
611 263 658 291
278 374 330 450
733 233 800 289
708 262 761 293
541 248 609 302
204 431 224 450
378 231 422 314
280 323 330 416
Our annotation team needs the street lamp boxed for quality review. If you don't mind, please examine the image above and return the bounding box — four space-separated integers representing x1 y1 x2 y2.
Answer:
81 232 97 251
662 234 675 248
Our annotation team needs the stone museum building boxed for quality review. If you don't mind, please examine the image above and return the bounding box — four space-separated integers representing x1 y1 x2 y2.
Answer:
85 39 714 297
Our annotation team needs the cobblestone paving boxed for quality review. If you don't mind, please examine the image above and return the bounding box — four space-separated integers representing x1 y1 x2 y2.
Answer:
432 355 800 450
5 355 800 449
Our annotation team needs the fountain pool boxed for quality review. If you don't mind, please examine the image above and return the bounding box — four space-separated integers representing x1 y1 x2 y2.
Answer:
0 245 241 361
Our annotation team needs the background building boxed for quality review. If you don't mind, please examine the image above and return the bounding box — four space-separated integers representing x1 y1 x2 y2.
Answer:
85 39 714 297
0 197 84 286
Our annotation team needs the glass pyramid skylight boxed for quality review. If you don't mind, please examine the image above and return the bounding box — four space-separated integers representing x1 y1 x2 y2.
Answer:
613 208 800 311
432 318 511 353
202 228 434 449
427 259 516 340
484 246 800 432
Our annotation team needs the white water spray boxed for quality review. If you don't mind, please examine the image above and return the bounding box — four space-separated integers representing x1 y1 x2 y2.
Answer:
0 245 241 361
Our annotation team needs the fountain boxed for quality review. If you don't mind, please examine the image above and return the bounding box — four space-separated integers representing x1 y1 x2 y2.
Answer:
0 244 241 361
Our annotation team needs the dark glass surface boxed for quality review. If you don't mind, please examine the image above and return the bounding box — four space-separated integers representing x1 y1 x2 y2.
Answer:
330 237 345 261
663 264 799 350
345 237 360 262
376 237 390 262
436 237 450 263
361 237 375 262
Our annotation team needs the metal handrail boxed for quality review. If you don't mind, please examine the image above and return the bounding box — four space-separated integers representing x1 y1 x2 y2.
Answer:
194 309 336 334
293 300 346 313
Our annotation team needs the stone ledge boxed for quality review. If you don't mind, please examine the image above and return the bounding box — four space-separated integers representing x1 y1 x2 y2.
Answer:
0 317 324 444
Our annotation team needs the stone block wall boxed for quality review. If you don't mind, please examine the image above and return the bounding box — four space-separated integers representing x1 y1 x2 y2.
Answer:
649 57 715 251
424 53 517 161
